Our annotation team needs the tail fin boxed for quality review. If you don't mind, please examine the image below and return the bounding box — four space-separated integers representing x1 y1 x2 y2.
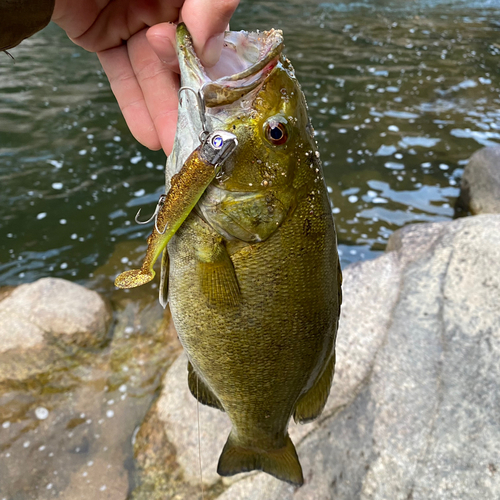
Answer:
217 432 304 486
114 268 155 289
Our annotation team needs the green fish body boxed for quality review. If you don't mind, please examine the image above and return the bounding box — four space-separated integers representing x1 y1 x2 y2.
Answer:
161 25 342 486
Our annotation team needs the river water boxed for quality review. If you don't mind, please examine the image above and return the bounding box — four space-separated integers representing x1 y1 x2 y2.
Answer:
1 0 500 288
0 0 499 498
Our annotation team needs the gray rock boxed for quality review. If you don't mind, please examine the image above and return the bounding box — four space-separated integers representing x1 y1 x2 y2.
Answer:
135 215 500 500
456 146 500 216
0 277 111 380
0 278 178 500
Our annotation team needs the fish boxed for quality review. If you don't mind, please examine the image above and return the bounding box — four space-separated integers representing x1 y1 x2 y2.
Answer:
114 130 238 289
122 23 342 486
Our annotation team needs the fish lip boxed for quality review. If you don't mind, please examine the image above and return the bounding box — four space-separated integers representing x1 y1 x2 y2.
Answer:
176 23 284 107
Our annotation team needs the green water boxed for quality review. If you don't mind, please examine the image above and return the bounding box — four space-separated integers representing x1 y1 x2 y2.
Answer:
2 0 500 288
1 0 500 497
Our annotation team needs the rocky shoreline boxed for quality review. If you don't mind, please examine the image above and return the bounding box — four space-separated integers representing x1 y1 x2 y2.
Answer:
0 147 499 499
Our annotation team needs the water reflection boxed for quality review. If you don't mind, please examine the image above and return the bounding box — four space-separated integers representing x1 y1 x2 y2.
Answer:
0 1 499 279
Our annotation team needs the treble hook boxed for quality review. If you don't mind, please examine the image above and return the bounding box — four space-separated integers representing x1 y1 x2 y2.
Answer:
178 86 209 142
135 194 167 234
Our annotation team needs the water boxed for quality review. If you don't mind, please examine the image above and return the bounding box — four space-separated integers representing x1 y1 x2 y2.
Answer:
1 2 500 285
1 0 500 497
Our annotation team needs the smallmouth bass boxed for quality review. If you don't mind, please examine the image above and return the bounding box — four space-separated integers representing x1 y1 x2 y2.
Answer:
117 24 342 486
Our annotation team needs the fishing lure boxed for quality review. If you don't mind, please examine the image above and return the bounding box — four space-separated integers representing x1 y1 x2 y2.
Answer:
115 129 238 289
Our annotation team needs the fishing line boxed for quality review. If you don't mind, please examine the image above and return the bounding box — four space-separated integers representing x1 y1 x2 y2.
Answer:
196 375 205 500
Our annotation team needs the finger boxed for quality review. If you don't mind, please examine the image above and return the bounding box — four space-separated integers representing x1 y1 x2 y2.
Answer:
181 0 240 67
127 30 180 155
97 45 161 151
147 22 180 74
67 1 181 53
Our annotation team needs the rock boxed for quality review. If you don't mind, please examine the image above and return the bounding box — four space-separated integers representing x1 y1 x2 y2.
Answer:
61 457 129 500
134 214 500 500
455 146 500 216
0 277 111 350
0 277 181 500
0 277 112 380
132 352 233 500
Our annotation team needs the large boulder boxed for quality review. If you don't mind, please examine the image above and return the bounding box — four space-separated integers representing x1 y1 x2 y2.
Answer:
456 146 500 216
132 214 500 500
0 277 180 500
0 277 112 380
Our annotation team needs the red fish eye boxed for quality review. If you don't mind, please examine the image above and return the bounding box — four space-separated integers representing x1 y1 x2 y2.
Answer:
265 123 288 145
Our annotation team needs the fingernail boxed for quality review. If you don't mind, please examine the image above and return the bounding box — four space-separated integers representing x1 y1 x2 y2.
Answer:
160 36 178 65
201 33 224 67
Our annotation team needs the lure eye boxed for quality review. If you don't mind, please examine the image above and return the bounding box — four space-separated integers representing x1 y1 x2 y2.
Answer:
265 122 288 145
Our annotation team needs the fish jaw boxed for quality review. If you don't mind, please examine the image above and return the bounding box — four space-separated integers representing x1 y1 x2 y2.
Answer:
175 23 284 105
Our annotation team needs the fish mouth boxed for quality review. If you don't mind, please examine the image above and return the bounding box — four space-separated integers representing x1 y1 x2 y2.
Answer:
176 23 284 108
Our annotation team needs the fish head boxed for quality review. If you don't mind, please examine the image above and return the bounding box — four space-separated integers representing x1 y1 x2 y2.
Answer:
216 60 315 193
169 24 318 242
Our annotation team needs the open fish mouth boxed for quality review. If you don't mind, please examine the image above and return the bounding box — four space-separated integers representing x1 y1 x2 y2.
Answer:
176 24 284 108
165 24 285 188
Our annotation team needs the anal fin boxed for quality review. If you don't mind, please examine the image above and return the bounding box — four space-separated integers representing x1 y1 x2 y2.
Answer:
294 352 336 424
187 361 224 411
217 431 304 486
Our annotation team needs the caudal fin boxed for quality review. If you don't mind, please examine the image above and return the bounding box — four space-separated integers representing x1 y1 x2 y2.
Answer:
114 268 155 289
217 432 304 486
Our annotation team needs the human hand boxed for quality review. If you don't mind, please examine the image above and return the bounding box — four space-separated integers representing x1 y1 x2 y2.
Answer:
52 0 239 155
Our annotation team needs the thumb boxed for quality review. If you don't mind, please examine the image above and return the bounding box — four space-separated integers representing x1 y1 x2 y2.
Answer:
181 0 240 67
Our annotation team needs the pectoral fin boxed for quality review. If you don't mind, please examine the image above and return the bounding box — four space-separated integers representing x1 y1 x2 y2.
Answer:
187 361 224 411
293 352 336 424
197 241 241 308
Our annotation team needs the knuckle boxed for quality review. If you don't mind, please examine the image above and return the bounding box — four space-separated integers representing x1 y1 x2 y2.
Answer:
135 60 169 83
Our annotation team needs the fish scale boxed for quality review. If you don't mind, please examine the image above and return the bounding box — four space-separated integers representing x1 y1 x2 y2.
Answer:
168 102 340 482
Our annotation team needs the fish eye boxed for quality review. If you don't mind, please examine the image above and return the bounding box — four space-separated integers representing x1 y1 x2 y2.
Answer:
265 122 288 146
